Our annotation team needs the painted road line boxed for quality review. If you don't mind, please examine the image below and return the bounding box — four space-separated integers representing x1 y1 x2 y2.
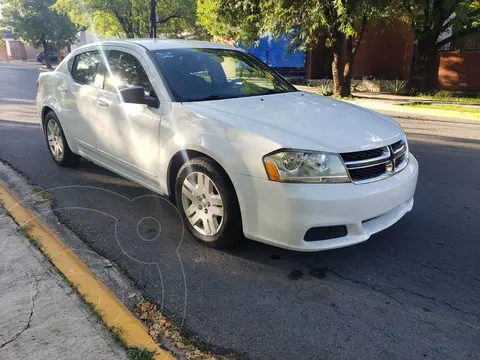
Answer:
0 182 175 360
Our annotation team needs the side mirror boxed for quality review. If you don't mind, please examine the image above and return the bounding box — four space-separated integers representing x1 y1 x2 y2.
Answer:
119 86 160 108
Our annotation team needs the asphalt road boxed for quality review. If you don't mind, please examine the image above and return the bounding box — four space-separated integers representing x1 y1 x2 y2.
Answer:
1 64 479 360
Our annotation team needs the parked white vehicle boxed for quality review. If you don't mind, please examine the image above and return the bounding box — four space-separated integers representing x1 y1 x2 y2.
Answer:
36 39 418 251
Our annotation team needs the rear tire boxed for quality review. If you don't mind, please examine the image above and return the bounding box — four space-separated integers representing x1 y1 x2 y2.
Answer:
175 157 242 249
44 111 80 167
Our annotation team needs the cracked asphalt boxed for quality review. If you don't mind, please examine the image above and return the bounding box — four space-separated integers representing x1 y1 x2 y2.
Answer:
0 63 479 360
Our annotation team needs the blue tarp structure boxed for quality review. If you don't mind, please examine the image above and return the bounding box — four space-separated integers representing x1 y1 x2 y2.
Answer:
241 36 305 68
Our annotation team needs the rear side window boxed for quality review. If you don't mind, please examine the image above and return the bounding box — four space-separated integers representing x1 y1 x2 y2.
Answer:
71 51 101 86
104 50 153 95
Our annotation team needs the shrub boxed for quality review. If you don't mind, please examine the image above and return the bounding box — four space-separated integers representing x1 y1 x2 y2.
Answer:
386 79 407 95
318 81 333 96
287 77 308 86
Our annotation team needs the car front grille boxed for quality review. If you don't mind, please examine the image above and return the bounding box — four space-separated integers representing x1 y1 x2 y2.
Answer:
341 148 385 162
341 139 409 184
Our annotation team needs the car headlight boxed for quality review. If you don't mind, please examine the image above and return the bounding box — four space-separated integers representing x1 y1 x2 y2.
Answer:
263 150 350 183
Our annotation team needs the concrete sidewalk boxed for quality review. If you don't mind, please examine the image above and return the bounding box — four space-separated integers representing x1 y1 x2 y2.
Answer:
0 61 51 72
0 206 127 360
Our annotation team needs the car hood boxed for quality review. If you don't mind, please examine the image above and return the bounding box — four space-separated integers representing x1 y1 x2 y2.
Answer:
182 91 404 153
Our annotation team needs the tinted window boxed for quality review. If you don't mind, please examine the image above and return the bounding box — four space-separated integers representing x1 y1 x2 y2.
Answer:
150 48 296 102
71 51 101 86
104 51 153 95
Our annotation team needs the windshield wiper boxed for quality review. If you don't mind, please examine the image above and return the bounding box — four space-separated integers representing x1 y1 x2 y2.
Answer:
185 95 234 102
190 94 232 102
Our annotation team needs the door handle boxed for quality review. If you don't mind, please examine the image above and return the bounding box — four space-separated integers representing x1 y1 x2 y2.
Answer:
96 99 110 107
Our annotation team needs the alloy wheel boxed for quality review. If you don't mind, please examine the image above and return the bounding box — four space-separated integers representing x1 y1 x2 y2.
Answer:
46 119 64 161
181 172 224 237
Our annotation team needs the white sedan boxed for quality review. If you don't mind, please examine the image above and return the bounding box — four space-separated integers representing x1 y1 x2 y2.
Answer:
36 39 418 251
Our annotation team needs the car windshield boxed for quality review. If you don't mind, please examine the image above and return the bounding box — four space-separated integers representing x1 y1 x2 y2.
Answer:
150 48 297 102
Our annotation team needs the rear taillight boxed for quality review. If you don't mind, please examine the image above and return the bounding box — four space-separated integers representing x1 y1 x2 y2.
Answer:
36 79 40 92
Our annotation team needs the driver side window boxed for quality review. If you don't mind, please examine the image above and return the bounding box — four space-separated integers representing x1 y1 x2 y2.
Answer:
104 50 154 95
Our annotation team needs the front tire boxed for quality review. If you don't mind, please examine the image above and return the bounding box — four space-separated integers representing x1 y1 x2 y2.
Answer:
175 157 242 249
44 111 80 167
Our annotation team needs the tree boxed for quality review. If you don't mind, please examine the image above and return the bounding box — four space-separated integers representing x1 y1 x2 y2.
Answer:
53 0 146 38
197 0 393 97
402 0 480 92
54 0 196 39
1 0 78 68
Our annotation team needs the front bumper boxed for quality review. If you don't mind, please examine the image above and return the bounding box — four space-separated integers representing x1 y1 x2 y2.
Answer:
232 155 419 251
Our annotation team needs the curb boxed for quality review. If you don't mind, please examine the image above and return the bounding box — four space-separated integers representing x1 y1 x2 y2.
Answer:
0 182 175 360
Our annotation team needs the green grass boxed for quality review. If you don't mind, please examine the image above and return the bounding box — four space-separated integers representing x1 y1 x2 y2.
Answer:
32 185 53 204
127 348 156 360
109 327 129 349
400 103 480 115
418 91 480 104
16 223 32 237
83 300 104 323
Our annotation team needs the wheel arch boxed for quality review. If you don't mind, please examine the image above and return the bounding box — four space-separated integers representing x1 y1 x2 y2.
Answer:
41 105 55 129
168 148 246 241
166 149 244 219
167 149 227 200
41 106 77 154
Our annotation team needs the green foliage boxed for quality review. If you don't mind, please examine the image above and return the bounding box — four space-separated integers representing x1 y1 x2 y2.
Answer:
198 0 393 47
53 0 144 38
15 223 32 237
402 0 480 91
318 81 334 96
32 185 53 204
1 0 78 48
53 0 197 38
127 348 156 360
197 0 396 97
197 0 260 43
157 0 197 37
399 103 480 118
403 0 479 44
386 79 407 95
418 91 480 104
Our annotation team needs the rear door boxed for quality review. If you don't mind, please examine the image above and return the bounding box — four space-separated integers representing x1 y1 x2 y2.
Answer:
58 50 103 156
92 47 164 187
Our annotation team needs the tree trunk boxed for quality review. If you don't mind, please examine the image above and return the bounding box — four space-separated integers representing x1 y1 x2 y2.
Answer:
332 31 348 98
114 11 136 38
344 37 354 95
57 44 62 63
412 38 439 93
41 37 52 70
344 17 367 96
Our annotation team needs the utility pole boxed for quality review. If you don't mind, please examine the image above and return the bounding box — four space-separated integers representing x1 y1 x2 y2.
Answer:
149 0 157 38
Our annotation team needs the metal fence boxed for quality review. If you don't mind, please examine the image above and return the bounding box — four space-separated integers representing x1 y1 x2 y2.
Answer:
439 33 480 52
273 67 306 78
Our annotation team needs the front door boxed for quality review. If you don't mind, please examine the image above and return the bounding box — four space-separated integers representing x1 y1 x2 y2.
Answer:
92 49 163 186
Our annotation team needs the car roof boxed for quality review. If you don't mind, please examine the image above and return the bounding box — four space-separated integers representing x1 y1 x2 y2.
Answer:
79 39 240 52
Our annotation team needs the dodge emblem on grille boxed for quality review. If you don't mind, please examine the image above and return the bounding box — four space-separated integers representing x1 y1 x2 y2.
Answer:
386 161 394 173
